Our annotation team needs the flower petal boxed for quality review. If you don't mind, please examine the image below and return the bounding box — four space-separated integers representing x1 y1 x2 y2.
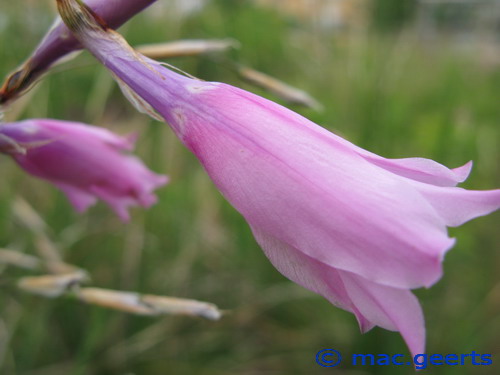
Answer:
355 155 473 187
251 226 424 356
89 185 133 221
251 226 374 332
340 272 425 358
38 119 137 151
173 97 456 289
55 182 98 212
410 183 500 227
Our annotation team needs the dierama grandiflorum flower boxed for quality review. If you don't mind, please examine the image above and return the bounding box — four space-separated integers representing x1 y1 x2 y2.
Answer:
56 0 500 357
0 0 157 106
0 119 168 221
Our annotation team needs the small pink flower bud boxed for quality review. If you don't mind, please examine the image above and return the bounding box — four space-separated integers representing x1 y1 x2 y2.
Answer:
0 119 168 221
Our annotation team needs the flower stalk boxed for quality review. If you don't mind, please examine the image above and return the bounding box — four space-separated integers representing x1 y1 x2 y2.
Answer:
0 0 157 106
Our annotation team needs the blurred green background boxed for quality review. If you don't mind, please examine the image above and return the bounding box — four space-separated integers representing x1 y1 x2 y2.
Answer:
0 0 499 374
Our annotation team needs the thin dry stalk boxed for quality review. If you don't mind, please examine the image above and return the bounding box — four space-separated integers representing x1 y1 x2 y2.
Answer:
236 65 322 110
0 248 41 270
5 241 222 320
18 271 89 298
135 40 321 109
12 198 80 274
137 39 238 59
15 271 221 320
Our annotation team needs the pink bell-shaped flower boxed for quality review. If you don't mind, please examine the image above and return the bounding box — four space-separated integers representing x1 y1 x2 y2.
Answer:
55 0 500 357
0 119 168 221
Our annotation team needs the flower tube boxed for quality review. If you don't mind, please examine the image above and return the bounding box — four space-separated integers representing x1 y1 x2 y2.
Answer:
0 0 157 106
56 0 500 356
0 119 168 220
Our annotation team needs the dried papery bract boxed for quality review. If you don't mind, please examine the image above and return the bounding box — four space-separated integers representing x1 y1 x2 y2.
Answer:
56 0 500 357
0 133 27 154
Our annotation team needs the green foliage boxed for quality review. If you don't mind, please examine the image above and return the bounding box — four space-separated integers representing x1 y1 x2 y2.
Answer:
371 0 417 31
0 1 499 374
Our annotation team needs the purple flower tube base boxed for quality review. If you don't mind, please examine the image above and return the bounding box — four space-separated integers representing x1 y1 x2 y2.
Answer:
0 0 157 106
